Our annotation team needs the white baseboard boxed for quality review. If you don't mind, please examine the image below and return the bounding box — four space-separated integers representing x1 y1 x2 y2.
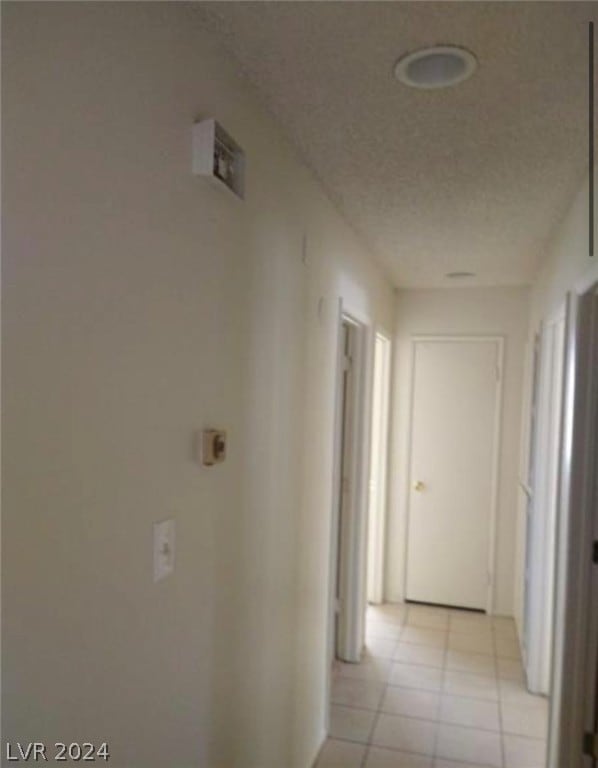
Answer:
307 728 328 768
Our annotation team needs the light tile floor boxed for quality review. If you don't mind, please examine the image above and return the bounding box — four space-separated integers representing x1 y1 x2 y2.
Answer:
317 603 549 768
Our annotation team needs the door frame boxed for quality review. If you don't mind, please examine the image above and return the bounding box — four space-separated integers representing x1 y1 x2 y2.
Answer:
403 335 504 614
367 330 392 605
551 270 598 768
327 304 372 667
516 331 541 660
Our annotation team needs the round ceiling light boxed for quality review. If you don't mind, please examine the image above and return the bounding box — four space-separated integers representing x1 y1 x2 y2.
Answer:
394 46 477 89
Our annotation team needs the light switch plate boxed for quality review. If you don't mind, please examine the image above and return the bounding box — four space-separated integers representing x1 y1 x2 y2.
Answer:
153 519 175 582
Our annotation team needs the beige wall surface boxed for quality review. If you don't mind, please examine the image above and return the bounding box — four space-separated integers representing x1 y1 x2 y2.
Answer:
512 176 598 639
2 4 394 767
530 178 597 330
387 287 530 616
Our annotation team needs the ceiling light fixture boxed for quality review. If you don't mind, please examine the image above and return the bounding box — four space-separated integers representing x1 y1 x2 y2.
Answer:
446 271 476 279
394 46 477 89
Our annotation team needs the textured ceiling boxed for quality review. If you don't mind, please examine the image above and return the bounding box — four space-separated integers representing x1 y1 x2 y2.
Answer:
199 2 598 287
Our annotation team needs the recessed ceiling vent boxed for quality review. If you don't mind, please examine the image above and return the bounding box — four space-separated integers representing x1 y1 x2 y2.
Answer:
446 271 476 279
394 46 477 90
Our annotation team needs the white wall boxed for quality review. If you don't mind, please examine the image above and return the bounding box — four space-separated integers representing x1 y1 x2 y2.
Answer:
530 178 596 328
2 5 394 767
513 176 598 768
512 176 598 639
386 287 529 615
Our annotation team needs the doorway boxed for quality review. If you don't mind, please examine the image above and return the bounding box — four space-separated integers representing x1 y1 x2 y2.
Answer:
405 337 503 612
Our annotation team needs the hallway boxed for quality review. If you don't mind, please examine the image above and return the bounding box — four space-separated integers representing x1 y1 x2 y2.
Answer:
4 4 598 766
319 604 548 768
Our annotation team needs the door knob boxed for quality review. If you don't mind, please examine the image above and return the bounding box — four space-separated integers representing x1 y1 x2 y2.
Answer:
414 480 425 492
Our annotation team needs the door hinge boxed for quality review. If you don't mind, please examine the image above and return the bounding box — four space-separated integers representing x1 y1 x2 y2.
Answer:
496 365 502 382
593 540 598 564
583 731 598 759
343 355 352 372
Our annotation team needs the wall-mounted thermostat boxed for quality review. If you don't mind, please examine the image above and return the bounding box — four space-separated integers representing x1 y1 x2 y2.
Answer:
200 429 227 466
192 119 245 199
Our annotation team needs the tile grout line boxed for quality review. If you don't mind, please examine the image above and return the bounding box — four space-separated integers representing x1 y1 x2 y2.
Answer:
493 619 507 768
330 696 515 733
433 610 451 767
330 605 535 768
403 604 441 767
358 605 406 768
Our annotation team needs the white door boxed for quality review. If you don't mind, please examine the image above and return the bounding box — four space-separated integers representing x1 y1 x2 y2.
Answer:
525 309 566 694
406 338 502 610
335 320 356 660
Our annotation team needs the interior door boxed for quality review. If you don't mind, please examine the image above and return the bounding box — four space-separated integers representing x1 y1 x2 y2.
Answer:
335 320 355 660
333 317 366 663
406 338 501 610
525 311 566 694
582 292 598 768
522 333 541 663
